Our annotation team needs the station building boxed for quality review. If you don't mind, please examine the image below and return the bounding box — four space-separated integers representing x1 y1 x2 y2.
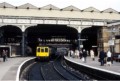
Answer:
0 2 120 56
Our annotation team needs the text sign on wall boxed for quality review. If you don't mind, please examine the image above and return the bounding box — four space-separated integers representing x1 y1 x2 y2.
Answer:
108 40 114 46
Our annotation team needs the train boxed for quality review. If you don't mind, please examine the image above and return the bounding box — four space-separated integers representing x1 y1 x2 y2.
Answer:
36 45 69 60
36 46 50 60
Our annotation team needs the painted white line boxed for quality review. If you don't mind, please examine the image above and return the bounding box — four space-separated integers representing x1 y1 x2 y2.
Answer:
16 57 35 81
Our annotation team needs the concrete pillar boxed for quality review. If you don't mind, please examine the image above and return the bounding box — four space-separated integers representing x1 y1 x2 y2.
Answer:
22 32 25 56
78 33 81 50
21 25 26 56
78 26 82 50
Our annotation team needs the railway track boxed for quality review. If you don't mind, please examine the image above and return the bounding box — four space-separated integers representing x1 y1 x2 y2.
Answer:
22 56 81 81
41 61 66 80
20 56 119 80
27 62 45 80
53 59 83 80
21 56 93 81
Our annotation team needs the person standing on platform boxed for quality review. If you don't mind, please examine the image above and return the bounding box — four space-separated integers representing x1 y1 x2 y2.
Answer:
75 49 79 58
79 49 83 59
106 50 112 66
70 49 74 58
99 50 105 66
5 50 8 61
111 53 114 64
71 50 75 58
87 50 89 56
82 49 87 63
2 50 7 62
104 51 107 65
90 49 95 61
68 49 71 57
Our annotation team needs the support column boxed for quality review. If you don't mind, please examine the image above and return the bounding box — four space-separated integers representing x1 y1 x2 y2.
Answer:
21 25 26 56
0 30 3 44
22 32 25 56
78 26 82 50
78 33 81 50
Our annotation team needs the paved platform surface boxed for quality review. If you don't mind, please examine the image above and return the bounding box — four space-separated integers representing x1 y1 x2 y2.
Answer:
65 56 120 75
0 57 34 81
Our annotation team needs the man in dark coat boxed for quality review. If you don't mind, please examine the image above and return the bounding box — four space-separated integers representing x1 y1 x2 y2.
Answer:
99 50 105 66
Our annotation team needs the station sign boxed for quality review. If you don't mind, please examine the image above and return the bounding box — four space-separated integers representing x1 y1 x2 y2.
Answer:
108 40 114 46
80 45 83 48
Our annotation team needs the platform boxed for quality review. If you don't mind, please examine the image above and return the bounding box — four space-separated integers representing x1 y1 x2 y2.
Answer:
65 56 120 76
0 57 33 81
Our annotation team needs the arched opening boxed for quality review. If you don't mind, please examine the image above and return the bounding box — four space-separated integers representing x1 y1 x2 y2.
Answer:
0 25 22 57
25 24 78 56
81 26 101 56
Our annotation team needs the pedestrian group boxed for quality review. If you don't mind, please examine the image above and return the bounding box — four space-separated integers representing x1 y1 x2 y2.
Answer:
68 48 113 66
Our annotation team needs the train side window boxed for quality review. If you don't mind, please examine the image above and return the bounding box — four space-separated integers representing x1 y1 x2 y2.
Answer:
37 48 40 52
41 48 44 52
45 48 48 52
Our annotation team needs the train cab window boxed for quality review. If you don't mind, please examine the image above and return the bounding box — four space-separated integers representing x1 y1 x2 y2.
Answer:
41 48 44 52
45 48 48 52
37 48 40 52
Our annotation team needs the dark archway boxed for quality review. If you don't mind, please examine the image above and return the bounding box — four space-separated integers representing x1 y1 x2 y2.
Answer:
0 25 22 56
0 25 22 44
25 24 78 56
81 26 101 56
